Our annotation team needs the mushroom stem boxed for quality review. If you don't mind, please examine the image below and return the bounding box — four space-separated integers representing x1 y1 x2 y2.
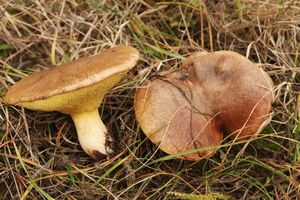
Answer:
71 110 112 159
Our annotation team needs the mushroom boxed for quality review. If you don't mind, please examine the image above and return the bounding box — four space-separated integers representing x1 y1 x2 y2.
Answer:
4 45 139 159
134 51 274 160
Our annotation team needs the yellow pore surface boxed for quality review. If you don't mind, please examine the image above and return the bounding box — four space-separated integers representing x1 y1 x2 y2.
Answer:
19 72 125 115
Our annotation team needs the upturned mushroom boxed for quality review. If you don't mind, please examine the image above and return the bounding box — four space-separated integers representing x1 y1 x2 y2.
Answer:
134 51 274 160
4 45 139 159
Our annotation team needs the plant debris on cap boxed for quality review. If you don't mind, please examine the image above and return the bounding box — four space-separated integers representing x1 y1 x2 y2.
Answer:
134 51 274 160
4 45 140 160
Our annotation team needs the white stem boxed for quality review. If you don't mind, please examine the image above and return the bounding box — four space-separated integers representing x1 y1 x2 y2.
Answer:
71 110 111 159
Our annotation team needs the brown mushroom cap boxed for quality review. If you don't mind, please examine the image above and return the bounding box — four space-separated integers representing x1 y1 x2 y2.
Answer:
4 45 139 114
134 51 274 160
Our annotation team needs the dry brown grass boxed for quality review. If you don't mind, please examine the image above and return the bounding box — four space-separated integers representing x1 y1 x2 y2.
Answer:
0 0 299 199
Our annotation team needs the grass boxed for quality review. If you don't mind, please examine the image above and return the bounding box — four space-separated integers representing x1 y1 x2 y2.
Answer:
0 0 299 199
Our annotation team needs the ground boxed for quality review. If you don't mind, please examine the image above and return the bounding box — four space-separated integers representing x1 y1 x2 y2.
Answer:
0 0 299 199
